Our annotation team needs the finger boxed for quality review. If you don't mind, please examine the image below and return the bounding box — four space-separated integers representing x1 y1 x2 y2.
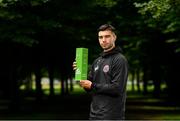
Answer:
79 80 83 85
72 64 77 68
80 80 84 85
73 67 77 70
79 81 83 86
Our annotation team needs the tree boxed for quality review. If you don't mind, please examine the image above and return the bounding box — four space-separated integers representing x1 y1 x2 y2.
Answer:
134 0 180 99
134 0 180 52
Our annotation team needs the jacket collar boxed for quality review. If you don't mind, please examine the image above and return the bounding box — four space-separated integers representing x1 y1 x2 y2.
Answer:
100 46 122 58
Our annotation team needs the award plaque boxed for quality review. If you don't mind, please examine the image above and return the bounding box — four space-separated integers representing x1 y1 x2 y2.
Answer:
75 48 88 80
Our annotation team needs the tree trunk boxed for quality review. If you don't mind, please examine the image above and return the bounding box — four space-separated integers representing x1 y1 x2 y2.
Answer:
131 70 135 92
136 68 141 92
25 74 33 91
143 66 148 95
9 64 20 111
48 65 54 96
61 77 65 96
69 77 74 92
65 79 69 94
34 68 43 101
152 65 161 97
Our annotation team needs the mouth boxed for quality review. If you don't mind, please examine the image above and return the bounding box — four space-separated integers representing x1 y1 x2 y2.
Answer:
101 43 107 47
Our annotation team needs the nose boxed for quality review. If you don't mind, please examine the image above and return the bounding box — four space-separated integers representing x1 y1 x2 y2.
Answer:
102 37 106 42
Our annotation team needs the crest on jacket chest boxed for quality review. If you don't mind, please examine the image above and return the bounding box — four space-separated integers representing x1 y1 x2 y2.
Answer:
103 65 109 73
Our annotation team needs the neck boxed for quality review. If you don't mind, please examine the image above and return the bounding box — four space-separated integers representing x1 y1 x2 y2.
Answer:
104 45 115 52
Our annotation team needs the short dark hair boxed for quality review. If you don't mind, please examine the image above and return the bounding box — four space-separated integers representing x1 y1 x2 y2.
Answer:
97 24 116 34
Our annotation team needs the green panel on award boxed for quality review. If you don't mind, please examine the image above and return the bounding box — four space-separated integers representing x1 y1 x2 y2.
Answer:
75 48 88 80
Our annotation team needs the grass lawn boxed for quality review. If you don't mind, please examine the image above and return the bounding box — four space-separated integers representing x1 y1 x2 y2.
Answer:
1 80 179 120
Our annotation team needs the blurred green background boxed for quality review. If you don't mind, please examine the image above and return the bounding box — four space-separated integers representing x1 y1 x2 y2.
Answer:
0 0 179 120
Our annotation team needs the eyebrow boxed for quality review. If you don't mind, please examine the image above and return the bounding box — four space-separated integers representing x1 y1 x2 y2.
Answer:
98 35 111 38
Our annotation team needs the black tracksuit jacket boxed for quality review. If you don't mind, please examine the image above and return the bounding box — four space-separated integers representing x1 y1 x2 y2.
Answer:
87 46 128 120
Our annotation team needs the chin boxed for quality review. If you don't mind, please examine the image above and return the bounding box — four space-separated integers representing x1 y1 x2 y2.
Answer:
101 46 106 49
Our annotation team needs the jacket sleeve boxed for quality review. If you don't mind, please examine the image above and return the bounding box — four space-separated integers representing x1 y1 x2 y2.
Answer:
92 56 128 96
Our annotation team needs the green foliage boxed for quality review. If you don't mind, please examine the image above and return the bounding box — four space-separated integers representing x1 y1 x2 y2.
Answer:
93 0 117 8
0 0 50 47
134 0 180 32
134 0 180 53
0 0 49 7
134 0 171 19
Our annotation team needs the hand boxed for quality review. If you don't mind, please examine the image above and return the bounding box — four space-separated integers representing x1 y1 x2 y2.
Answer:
72 61 77 71
80 80 92 90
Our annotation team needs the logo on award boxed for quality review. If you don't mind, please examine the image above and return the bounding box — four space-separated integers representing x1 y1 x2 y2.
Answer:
76 68 81 74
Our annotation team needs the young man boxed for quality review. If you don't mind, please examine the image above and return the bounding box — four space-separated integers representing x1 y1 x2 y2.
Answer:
73 24 128 120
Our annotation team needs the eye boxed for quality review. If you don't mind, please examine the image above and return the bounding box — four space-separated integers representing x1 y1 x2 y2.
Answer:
105 35 111 38
98 36 103 39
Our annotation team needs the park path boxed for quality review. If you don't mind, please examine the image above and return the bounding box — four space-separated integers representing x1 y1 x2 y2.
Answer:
126 94 180 120
0 92 180 120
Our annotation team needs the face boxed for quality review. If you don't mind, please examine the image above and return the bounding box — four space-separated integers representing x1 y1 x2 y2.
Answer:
98 30 116 52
